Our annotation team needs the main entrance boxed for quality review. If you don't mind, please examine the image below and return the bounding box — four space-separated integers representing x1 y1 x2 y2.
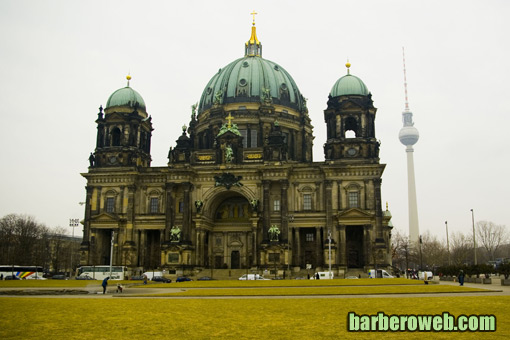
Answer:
346 225 364 268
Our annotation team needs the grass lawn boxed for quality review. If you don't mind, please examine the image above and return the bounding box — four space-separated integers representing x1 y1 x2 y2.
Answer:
0 295 508 339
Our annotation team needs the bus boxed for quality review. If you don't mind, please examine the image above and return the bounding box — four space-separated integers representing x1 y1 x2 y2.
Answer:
0 265 45 280
77 265 127 280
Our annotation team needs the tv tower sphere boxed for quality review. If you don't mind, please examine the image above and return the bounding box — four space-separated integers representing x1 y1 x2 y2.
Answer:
399 121 419 146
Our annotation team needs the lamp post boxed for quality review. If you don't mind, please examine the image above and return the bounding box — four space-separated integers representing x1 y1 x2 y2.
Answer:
419 235 423 271
471 209 477 265
109 230 115 278
68 218 80 278
286 214 294 279
328 229 332 279
445 221 451 266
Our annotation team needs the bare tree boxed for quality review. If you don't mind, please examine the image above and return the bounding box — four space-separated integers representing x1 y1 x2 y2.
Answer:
476 221 509 261
450 232 472 265
421 231 447 269
0 214 48 265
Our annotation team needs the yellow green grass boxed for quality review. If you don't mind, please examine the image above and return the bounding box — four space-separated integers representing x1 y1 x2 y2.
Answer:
136 284 487 297
138 277 431 289
0 296 508 339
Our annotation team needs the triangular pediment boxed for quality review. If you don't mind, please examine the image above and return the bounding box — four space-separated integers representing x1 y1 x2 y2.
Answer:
337 208 373 219
90 213 119 222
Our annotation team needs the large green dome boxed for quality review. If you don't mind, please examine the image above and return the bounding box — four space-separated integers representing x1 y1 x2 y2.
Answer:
198 55 306 114
106 86 146 110
330 74 369 97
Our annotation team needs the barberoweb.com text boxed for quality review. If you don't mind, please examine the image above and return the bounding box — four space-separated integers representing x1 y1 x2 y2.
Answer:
348 312 496 332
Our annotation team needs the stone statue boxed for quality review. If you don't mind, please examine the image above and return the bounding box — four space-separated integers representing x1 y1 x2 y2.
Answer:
170 226 181 242
268 225 280 242
213 90 223 105
261 87 272 104
191 102 198 120
195 200 203 213
225 145 233 163
88 153 95 167
250 199 258 210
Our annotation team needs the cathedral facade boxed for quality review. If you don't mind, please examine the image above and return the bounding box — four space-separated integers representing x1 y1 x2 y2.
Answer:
80 23 393 276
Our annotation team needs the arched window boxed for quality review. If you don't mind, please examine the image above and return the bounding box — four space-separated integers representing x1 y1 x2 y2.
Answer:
344 117 358 138
111 127 121 146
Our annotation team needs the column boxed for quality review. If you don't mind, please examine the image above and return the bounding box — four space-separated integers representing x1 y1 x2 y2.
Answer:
337 180 342 211
338 224 346 266
164 183 174 241
373 179 383 239
182 182 192 243
295 228 301 267
316 227 322 266
262 180 271 242
280 180 289 242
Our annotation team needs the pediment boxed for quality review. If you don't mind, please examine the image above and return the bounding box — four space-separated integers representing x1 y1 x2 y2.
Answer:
90 213 120 222
337 208 373 219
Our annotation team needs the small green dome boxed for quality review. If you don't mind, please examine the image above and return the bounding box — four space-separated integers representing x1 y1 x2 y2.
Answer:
330 74 369 97
198 56 305 114
106 87 146 110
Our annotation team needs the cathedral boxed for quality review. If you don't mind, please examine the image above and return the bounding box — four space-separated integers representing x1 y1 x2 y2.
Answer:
80 20 393 277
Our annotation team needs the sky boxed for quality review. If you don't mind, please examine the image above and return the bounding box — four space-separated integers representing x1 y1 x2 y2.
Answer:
1 0 509 241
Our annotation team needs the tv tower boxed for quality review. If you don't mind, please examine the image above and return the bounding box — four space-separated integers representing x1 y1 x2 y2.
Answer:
398 47 420 245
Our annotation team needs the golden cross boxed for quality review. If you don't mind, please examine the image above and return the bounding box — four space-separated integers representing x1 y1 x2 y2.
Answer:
251 10 257 25
226 112 234 128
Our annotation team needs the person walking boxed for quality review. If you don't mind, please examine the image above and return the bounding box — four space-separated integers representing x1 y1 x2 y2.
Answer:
102 277 109 294
458 270 465 286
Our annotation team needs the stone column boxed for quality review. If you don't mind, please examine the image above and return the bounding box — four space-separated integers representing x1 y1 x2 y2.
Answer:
338 224 346 266
164 183 174 241
337 180 342 211
295 228 301 267
373 179 383 239
316 227 322 266
325 181 333 232
280 180 289 242
262 180 271 242
182 182 192 243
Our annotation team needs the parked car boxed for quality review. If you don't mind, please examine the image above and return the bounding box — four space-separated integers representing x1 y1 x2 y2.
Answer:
176 276 192 282
130 275 145 280
51 275 67 280
239 274 269 280
197 276 216 281
271 276 284 280
345 276 359 279
4 275 20 280
75 275 95 280
152 276 171 283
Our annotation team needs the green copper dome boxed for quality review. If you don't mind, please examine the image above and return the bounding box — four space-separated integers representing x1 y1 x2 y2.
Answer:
106 86 146 110
330 74 369 97
198 56 306 114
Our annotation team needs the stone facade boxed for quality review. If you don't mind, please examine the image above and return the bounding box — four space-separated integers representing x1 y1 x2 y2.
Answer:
80 26 393 275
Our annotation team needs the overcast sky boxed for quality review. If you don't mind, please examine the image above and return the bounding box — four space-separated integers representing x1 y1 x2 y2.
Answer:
1 0 509 242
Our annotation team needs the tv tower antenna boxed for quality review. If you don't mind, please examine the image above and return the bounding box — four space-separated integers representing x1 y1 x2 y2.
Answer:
402 47 410 112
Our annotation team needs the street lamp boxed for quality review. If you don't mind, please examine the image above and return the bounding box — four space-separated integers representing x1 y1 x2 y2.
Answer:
471 209 477 265
68 218 80 278
445 221 451 266
109 230 115 278
328 229 332 279
419 235 423 271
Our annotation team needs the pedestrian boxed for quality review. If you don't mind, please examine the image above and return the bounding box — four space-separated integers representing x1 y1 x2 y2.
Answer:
116 284 123 293
143 275 148 285
102 277 109 294
458 270 465 286
316 272 320 280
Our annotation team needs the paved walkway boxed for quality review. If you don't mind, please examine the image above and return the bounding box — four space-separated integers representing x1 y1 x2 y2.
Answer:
1 281 508 299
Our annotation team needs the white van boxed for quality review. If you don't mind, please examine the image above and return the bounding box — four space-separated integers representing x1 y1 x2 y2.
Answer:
368 269 394 278
142 271 163 280
310 272 334 280
238 274 268 280
418 271 433 280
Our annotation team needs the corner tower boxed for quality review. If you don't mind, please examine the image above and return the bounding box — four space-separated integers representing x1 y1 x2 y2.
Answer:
91 75 153 168
323 62 380 162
